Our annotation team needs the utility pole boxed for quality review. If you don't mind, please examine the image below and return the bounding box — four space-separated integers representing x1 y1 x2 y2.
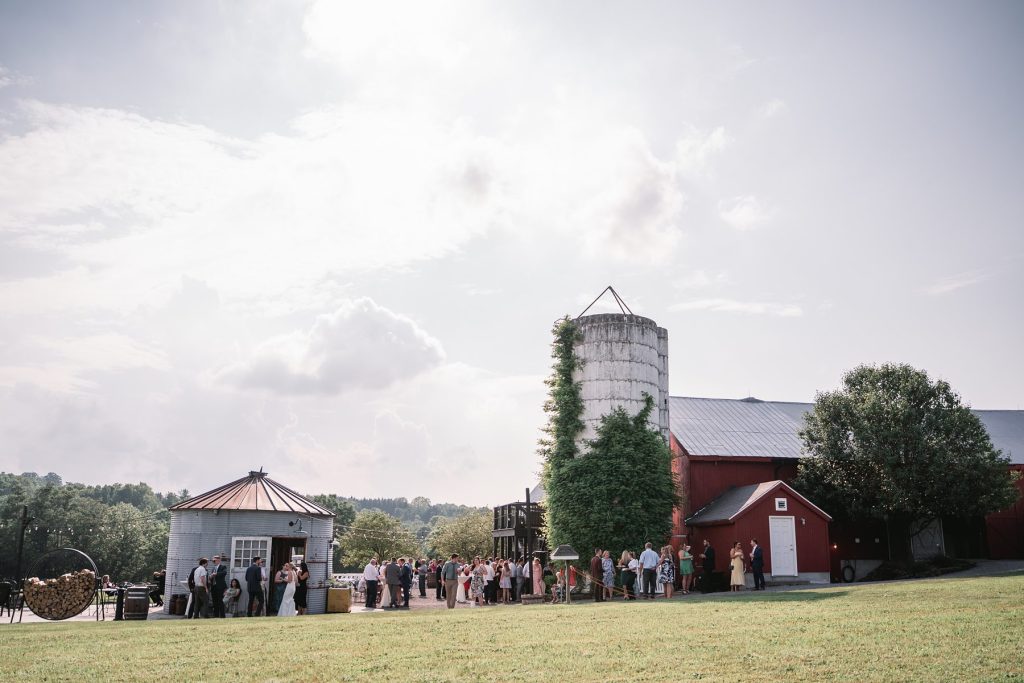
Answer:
15 505 34 587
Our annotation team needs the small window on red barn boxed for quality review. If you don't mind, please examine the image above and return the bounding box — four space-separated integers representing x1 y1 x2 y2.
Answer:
775 498 788 512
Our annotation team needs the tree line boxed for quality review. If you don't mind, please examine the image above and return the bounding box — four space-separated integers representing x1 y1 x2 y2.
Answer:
0 473 490 582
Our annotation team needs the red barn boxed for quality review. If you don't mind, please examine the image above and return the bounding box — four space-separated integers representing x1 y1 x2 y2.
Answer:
668 396 1024 581
686 480 832 584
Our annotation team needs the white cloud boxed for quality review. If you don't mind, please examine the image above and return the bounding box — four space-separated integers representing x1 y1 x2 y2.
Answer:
718 195 776 231
673 269 729 290
669 298 803 317
0 65 29 89
922 269 992 295
217 298 445 394
759 98 787 118
0 334 169 393
675 126 732 177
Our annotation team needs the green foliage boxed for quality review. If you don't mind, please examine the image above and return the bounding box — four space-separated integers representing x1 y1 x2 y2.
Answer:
547 396 679 557
338 510 418 567
0 473 173 582
426 510 493 560
540 317 678 557
538 318 585 469
539 318 585 549
795 363 1020 559
309 493 357 572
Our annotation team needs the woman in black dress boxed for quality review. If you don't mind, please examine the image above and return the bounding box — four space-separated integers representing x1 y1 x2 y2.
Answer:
295 561 310 615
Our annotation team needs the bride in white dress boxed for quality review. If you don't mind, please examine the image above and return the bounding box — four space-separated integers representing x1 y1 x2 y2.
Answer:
378 562 391 608
277 563 297 617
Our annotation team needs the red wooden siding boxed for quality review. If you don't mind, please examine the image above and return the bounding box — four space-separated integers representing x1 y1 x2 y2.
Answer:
688 490 831 575
985 464 1024 559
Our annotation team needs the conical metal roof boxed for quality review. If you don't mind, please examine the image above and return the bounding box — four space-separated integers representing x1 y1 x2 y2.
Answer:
169 470 334 516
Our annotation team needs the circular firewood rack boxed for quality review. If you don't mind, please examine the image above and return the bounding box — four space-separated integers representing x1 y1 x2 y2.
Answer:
22 547 100 621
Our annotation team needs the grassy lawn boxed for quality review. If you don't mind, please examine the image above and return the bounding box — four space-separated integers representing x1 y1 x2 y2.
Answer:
1 574 1021 682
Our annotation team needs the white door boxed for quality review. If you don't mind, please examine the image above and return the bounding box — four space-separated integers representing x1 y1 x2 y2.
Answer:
769 516 798 576
231 536 271 607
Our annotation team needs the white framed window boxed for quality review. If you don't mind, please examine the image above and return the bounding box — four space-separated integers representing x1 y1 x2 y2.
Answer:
232 536 270 569
774 498 788 512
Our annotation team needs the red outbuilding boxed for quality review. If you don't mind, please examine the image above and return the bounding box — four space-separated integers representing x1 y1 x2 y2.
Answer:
685 480 832 585
668 396 1024 581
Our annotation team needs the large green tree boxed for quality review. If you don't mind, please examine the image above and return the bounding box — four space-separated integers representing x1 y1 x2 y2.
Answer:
338 510 418 568
427 511 493 560
540 318 678 558
795 363 1019 561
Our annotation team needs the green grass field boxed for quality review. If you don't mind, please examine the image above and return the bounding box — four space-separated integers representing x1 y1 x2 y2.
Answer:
1 574 1022 682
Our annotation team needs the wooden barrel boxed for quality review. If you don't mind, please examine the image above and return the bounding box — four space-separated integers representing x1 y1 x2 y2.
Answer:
426 574 437 589
170 593 186 615
168 594 180 614
124 586 150 620
326 587 351 613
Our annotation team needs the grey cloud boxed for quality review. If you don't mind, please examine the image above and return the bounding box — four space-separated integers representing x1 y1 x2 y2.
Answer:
219 297 445 394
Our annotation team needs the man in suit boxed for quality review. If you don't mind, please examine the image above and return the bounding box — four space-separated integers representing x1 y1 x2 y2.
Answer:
385 557 401 608
698 539 716 594
590 549 605 602
399 558 413 608
750 539 765 590
210 554 228 618
435 558 445 601
416 559 427 598
245 556 265 617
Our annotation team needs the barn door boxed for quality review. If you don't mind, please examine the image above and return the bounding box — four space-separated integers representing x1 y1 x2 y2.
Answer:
769 516 798 576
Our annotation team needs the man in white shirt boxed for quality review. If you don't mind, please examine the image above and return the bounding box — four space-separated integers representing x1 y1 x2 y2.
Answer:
638 542 660 600
522 556 532 595
485 559 497 604
193 557 210 618
363 558 379 609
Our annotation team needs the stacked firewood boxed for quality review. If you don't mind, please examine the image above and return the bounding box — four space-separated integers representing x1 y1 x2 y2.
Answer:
24 569 96 620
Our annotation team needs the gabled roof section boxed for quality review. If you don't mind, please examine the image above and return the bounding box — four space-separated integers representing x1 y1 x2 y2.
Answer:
669 397 807 459
669 396 1024 464
685 480 832 526
169 470 334 516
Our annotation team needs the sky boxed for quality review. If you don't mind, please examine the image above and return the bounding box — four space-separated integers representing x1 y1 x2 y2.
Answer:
0 1 1022 507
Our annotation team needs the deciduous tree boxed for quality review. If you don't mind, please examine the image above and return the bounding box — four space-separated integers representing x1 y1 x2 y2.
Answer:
338 510 418 567
427 511 493 560
795 364 1019 561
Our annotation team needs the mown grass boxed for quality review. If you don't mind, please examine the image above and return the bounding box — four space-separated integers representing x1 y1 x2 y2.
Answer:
1 574 1022 682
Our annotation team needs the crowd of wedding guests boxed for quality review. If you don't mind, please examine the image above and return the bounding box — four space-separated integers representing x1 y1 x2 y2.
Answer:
182 555 312 619
358 538 767 610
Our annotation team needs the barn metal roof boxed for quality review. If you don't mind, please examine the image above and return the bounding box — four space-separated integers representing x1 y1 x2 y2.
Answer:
669 397 1024 464
684 480 831 526
169 470 334 516
669 397 807 459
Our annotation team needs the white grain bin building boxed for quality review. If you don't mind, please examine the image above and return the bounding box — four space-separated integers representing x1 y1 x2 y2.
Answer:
163 470 334 615
573 312 669 444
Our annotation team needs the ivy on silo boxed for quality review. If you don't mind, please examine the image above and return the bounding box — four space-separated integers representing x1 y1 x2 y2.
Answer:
538 317 584 551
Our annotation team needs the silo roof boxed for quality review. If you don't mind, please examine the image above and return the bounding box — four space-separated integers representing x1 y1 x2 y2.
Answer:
169 470 334 515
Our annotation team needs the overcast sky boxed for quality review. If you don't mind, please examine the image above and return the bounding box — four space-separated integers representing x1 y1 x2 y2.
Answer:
1 1 1021 506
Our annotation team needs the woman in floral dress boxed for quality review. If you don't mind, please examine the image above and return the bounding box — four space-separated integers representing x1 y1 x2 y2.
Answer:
659 550 676 599
470 561 486 607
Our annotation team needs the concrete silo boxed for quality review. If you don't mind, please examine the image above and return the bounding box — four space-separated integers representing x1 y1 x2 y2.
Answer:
573 312 669 444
